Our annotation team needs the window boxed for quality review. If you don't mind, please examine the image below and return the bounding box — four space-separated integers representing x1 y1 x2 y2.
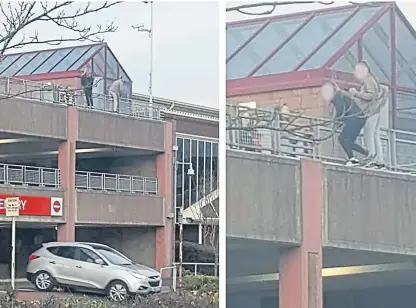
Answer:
92 48 105 76
255 10 353 75
69 45 101 70
226 24 262 59
91 246 132 266
396 91 416 133
227 18 307 79
33 48 73 74
300 7 379 70
50 46 92 72
78 248 101 263
15 50 55 76
176 136 219 211
0 54 21 74
53 246 76 259
1 53 37 77
107 51 118 79
395 14 416 88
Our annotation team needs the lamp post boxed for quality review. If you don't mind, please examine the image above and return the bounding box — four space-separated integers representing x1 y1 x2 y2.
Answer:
175 161 194 293
133 1 154 117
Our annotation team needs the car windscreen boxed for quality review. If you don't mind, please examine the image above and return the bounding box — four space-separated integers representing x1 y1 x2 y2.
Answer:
92 246 133 265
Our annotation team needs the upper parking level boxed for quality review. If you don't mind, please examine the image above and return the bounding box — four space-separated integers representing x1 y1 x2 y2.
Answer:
226 105 416 173
0 76 166 152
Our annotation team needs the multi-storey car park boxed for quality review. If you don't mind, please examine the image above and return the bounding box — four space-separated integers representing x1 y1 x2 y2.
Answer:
227 2 416 308
0 42 219 283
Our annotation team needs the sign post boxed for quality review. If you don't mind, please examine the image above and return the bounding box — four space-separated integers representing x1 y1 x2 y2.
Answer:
5 197 20 291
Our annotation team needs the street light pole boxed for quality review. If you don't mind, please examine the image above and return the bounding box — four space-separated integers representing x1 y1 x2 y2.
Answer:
133 1 154 117
176 162 194 294
148 1 154 116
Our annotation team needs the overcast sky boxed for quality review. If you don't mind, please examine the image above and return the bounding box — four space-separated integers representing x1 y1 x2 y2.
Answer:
7 1 219 108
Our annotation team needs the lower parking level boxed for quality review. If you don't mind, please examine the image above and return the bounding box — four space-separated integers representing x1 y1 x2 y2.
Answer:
228 284 416 308
0 225 159 280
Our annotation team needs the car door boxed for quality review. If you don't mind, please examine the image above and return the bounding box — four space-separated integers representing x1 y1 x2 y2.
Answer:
51 246 81 286
71 247 110 290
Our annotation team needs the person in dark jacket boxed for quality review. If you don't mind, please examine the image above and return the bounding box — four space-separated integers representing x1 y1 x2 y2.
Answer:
323 81 369 166
81 68 94 108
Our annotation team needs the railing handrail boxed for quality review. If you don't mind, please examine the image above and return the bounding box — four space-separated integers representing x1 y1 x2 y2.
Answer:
75 170 157 182
0 76 162 120
75 170 159 194
0 163 61 187
227 105 416 173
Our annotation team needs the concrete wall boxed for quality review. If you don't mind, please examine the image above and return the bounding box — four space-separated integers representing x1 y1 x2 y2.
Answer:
324 164 416 254
76 191 164 225
175 118 219 139
0 98 67 138
76 227 156 267
227 87 330 118
226 150 301 243
77 109 165 151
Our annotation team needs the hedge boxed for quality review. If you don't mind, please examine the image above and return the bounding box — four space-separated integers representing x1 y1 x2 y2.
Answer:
0 291 218 307
0 275 219 307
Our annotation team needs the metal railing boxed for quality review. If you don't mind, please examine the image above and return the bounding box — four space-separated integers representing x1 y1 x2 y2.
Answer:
174 262 218 276
0 76 161 120
0 164 61 187
75 171 159 194
226 105 416 173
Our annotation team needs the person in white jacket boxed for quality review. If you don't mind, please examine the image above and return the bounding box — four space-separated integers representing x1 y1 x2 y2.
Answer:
349 61 388 168
108 77 124 112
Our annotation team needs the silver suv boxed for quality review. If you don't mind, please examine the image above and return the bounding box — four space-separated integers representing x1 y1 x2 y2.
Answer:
26 242 161 301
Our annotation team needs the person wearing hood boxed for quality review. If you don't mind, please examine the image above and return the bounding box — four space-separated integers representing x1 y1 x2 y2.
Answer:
321 81 369 166
349 61 388 168
109 77 124 112
80 68 94 108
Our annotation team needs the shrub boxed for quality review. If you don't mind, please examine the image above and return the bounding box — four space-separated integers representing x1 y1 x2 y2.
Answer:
0 291 218 308
176 241 216 275
183 275 219 294
176 241 214 263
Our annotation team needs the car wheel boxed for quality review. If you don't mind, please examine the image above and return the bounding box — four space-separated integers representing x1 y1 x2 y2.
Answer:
34 271 55 292
107 280 129 302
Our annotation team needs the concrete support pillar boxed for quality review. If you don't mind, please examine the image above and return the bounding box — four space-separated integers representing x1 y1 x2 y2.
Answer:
279 159 324 308
155 120 174 271
57 106 78 241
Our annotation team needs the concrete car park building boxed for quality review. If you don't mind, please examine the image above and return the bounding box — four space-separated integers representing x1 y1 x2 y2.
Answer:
0 42 219 280
227 2 416 308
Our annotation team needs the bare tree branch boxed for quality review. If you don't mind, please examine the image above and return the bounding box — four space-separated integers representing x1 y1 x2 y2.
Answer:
226 1 384 16
0 1 122 55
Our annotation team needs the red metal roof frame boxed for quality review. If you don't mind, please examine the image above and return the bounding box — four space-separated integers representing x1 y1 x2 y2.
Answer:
226 3 394 97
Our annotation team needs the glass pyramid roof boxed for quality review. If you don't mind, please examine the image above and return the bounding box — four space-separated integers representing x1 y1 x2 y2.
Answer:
0 43 102 77
226 3 388 80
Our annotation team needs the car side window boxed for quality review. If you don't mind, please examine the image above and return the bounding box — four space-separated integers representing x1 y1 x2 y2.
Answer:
78 248 102 264
55 246 77 260
46 246 59 255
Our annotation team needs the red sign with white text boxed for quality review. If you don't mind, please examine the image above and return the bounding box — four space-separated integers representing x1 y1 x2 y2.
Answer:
0 195 63 217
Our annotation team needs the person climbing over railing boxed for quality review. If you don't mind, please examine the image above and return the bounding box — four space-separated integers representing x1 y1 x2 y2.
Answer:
321 81 369 166
349 61 388 169
109 76 124 113
80 67 94 108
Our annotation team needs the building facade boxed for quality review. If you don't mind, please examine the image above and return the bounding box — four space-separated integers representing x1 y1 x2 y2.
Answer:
0 44 218 282
227 3 416 308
